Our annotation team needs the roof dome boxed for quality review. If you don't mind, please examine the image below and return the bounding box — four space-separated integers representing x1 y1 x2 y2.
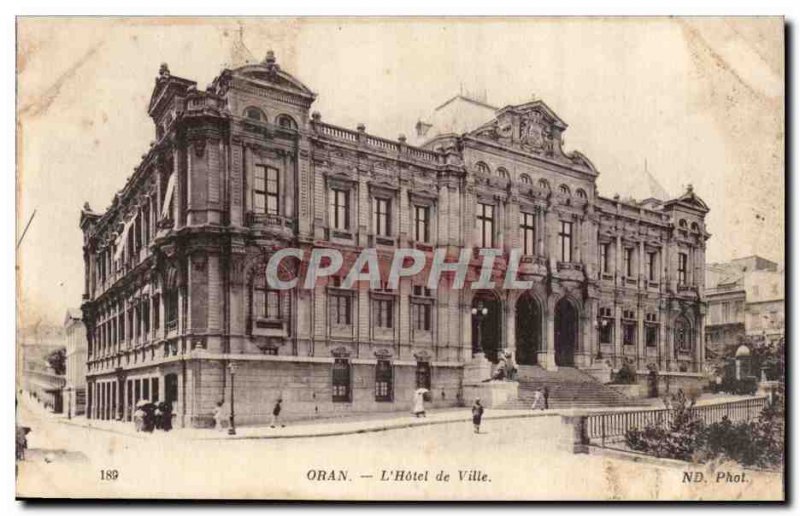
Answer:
735 345 751 358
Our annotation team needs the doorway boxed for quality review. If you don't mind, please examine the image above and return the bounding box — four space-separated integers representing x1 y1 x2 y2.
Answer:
555 298 578 367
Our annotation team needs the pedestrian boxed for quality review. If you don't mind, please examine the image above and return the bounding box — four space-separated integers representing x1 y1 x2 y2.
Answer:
471 398 484 434
213 400 226 432
530 388 544 410
271 398 284 428
543 387 550 410
413 389 427 418
154 404 163 430
133 402 146 432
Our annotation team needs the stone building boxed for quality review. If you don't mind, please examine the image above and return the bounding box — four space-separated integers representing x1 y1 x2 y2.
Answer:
80 52 709 427
64 308 88 417
705 256 784 359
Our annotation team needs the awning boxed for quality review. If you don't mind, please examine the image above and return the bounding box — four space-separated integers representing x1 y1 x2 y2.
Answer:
160 172 176 219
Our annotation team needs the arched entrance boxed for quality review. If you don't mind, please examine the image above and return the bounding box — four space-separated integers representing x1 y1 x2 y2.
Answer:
555 298 578 367
515 294 542 365
472 293 501 363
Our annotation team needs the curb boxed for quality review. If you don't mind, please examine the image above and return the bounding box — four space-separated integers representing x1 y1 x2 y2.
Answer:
55 410 561 441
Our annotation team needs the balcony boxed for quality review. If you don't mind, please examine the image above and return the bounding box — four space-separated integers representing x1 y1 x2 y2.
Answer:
252 318 288 338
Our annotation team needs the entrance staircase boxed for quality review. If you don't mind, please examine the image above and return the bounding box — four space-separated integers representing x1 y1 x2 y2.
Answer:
498 365 651 410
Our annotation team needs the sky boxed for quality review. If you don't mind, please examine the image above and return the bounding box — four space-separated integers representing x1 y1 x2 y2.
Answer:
16 17 784 326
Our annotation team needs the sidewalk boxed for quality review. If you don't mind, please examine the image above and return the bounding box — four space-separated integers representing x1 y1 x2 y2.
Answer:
45 392 757 442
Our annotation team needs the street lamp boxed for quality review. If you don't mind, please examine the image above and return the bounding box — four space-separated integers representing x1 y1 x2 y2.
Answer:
228 362 238 435
471 303 489 356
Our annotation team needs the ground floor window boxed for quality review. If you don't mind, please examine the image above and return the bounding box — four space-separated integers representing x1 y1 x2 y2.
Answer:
375 360 393 402
598 307 614 345
623 322 636 347
416 361 431 390
332 359 351 402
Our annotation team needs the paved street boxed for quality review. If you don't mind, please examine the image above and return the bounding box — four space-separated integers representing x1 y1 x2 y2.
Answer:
16 395 782 501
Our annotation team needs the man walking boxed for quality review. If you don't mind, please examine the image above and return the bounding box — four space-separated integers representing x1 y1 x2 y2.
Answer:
271 398 284 428
471 398 484 434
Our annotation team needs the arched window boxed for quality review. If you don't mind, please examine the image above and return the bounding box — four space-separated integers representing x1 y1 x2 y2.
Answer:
576 188 588 199
475 162 491 175
244 106 266 122
678 219 688 229
496 167 510 180
538 178 551 191
519 174 532 185
276 114 297 130
690 222 700 232
674 316 692 354
559 184 571 196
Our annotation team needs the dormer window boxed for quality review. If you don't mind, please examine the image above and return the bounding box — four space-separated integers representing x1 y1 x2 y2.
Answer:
576 188 588 200
496 167 510 180
519 174 532 185
538 178 551 191
678 219 688 229
559 184 571 196
244 107 266 122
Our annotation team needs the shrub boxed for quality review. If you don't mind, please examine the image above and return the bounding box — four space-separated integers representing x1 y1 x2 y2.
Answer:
625 393 784 469
612 361 637 385
715 376 758 395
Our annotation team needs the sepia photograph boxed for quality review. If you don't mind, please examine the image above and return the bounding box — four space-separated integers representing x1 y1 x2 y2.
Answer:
15 16 785 501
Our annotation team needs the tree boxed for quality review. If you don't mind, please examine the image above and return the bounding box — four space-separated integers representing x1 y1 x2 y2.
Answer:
45 347 66 375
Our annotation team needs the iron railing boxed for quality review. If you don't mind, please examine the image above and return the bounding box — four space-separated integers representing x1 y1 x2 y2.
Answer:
586 396 769 447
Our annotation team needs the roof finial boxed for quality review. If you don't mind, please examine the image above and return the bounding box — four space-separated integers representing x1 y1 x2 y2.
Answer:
159 63 170 79
265 50 276 66
687 183 694 194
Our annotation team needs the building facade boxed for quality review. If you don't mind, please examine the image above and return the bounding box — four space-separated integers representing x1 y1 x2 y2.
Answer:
80 53 709 427
705 256 784 361
64 308 88 416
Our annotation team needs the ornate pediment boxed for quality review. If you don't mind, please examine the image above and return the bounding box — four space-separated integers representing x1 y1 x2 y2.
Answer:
230 51 316 105
665 184 710 214
468 100 597 173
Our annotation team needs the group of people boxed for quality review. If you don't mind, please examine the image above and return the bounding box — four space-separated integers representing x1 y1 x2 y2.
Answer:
133 401 173 432
529 387 550 411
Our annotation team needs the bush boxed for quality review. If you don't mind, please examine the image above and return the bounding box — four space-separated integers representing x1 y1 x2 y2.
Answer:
714 376 758 395
625 392 784 469
612 361 637 385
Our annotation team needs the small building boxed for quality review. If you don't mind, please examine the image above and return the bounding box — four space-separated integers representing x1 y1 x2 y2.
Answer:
64 308 88 416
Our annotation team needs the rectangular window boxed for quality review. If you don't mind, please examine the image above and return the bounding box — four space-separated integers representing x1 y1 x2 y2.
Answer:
329 189 350 230
374 299 394 329
375 360 393 402
678 253 688 285
255 284 282 319
477 203 494 248
265 167 279 216
152 295 160 329
330 293 352 326
412 303 432 332
165 290 179 330
623 322 636 346
646 325 658 347
253 166 279 215
416 362 432 390
414 205 430 243
624 248 634 277
373 198 391 237
647 252 656 281
520 212 536 255
558 221 573 262
151 378 159 403
332 359 351 402
600 243 609 274
142 299 150 338
598 307 613 344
